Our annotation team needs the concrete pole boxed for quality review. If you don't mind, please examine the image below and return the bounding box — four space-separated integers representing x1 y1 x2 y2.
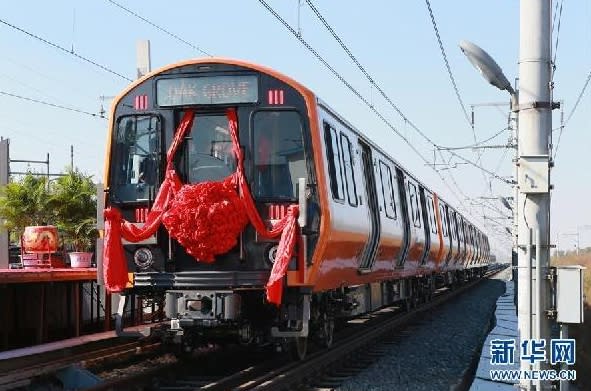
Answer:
518 0 552 389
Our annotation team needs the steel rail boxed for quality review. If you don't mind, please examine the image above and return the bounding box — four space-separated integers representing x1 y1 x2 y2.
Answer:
0 339 158 389
241 266 507 390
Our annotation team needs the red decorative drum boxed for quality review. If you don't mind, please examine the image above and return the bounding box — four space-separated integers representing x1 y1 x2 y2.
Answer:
22 225 58 253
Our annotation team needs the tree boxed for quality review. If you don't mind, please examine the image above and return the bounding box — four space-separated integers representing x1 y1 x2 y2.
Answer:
49 168 97 252
0 173 52 242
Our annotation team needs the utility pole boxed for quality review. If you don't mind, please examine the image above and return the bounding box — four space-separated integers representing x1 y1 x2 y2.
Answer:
517 1 553 389
0 139 9 269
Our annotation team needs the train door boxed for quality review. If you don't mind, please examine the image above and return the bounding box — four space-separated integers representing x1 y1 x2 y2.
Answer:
395 168 411 267
418 187 431 266
358 141 381 271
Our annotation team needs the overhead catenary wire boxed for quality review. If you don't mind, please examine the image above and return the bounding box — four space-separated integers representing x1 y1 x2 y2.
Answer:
553 69 591 160
0 18 132 82
105 0 213 57
565 70 591 125
256 1 463 198
303 0 507 189
423 0 472 130
551 0 564 79
302 0 509 229
0 90 106 119
259 0 497 231
423 0 496 216
303 0 436 146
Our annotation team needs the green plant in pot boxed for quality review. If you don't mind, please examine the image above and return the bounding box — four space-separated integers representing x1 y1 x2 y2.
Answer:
66 217 98 268
49 168 97 267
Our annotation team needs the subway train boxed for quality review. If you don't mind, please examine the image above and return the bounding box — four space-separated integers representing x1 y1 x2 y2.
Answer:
99 58 490 359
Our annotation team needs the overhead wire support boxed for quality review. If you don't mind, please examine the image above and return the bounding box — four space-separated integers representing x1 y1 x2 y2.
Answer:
446 149 514 185
0 90 107 119
438 144 513 152
105 0 213 57
0 18 132 82
437 127 509 150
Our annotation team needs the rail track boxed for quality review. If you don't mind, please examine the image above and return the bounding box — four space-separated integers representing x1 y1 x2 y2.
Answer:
85 265 507 391
0 337 161 390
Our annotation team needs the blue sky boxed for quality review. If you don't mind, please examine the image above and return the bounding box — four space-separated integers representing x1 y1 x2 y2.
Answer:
1 1 589 256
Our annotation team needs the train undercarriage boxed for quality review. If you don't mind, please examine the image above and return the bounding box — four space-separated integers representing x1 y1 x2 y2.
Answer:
122 266 488 360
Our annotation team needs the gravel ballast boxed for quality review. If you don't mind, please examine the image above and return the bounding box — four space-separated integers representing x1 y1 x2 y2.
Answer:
338 271 509 391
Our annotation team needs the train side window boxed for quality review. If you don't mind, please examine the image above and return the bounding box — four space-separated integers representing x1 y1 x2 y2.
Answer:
323 123 345 201
408 182 421 228
379 160 397 219
427 196 437 234
340 133 358 207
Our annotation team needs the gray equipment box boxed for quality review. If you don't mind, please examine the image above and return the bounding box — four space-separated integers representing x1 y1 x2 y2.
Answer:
556 266 585 324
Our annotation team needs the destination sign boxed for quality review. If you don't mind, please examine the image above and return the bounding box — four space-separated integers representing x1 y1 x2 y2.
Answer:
156 75 258 106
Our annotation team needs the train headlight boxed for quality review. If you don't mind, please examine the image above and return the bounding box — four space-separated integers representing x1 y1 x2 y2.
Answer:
266 244 279 265
133 247 154 270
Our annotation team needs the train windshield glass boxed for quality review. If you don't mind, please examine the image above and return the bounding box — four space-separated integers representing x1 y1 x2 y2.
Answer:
253 111 305 200
185 113 236 183
111 115 160 203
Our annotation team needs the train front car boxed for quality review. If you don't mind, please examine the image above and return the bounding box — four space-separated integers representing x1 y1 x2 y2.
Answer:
102 59 321 353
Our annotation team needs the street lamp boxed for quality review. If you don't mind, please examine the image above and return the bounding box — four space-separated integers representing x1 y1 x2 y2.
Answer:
460 39 518 278
499 196 513 211
459 40 515 96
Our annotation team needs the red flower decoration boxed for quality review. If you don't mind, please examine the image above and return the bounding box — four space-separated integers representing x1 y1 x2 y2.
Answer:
162 177 248 262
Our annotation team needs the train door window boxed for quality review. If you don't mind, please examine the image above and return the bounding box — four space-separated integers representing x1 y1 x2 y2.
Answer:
340 133 358 206
439 204 449 238
449 211 456 240
323 123 345 201
379 160 397 219
253 110 306 199
427 196 437 234
408 182 421 227
112 115 161 203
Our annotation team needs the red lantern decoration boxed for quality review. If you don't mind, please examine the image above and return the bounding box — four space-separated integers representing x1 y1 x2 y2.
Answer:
22 225 58 254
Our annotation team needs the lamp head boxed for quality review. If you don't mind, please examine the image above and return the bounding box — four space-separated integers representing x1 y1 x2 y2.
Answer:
459 40 515 95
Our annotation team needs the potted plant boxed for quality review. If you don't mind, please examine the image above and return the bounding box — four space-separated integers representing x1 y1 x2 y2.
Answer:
49 168 97 268
0 173 62 268
67 217 98 268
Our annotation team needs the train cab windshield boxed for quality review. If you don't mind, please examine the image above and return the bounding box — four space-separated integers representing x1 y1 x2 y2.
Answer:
184 113 236 183
111 115 160 203
252 110 306 200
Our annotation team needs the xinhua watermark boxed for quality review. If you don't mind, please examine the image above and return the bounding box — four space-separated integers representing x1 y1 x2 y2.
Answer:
488 338 576 381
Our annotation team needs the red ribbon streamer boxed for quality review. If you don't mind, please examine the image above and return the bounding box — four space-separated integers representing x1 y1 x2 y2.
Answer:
103 108 299 306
